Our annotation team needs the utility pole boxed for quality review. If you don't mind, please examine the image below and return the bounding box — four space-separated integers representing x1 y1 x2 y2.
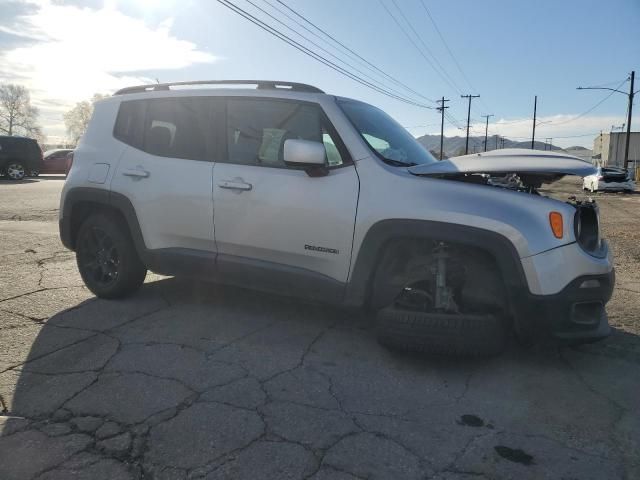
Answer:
612 124 624 165
624 71 634 170
436 97 450 160
531 95 537 149
577 71 635 169
495 135 499 150
481 114 494 152
461 94 480 154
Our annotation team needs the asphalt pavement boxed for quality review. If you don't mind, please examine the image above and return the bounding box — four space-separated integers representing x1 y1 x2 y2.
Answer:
0 175 638 480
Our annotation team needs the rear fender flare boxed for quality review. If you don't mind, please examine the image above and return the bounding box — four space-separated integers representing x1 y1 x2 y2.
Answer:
60 187 147 260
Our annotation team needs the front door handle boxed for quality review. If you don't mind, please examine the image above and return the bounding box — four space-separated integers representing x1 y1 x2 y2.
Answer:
218 180 252 191
122 168 150 178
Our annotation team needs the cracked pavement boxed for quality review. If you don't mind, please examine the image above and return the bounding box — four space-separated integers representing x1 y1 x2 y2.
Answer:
1 176 639 479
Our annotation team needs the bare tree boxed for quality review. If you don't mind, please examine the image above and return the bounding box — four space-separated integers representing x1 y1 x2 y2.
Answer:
0 84 42 138
64 93 108 143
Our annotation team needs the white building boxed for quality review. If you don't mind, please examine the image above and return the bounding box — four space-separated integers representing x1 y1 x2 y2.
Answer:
592 131 640 169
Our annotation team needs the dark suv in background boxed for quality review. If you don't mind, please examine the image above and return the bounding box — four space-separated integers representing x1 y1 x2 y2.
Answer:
0 136 43 180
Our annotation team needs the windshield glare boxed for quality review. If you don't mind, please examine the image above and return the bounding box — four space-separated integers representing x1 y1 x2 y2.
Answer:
338 99 436 166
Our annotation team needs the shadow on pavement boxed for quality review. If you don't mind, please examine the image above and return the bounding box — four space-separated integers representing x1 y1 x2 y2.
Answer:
0 179 39 185
1 277 639 479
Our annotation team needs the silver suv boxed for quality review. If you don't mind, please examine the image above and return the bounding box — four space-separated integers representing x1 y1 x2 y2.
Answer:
59 80 614 355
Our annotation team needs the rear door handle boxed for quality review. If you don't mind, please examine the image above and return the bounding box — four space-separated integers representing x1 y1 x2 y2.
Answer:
218 180 252 191
122 168 150 178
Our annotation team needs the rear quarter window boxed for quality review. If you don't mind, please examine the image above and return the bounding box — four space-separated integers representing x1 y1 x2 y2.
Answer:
113 100 146 149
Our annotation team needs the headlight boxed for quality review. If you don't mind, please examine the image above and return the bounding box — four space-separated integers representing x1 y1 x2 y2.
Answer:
574 203 601 255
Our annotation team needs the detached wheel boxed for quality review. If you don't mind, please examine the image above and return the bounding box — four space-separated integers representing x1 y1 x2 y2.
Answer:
28 169 40 177
6 162 26 180
76 213 147 298
376 308 507 356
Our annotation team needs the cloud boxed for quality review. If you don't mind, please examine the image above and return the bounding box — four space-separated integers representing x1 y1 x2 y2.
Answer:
0 0 216 141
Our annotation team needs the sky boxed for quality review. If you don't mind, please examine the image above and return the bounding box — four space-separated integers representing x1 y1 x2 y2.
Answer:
1 0 638 148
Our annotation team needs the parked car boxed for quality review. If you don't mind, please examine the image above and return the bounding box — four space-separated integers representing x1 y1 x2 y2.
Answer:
583 166 635 193
0 135 42 180
38 149 74 175
59 80 614 356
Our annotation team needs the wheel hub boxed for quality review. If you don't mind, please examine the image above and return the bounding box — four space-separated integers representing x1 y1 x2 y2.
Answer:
79 227 120 286
7 164 25 180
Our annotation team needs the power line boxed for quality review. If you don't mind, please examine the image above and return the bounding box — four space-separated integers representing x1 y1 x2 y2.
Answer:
416 0 495 119
245 0 420 103
549 78 628 127
217 0 433 108
378 0 461 95
389 0 463 94
418 0 474 95
270 0 435 103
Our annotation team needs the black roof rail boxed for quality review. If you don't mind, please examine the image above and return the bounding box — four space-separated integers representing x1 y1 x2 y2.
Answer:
114 80 324 95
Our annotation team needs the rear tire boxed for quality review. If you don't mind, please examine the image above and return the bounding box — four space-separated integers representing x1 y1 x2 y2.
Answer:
76 213 147 299
376 308 507 356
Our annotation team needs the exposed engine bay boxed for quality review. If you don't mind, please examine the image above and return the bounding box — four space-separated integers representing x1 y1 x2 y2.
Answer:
430 171 557 194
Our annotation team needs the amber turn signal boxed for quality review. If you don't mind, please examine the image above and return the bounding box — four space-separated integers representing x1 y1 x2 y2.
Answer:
549 211 563 239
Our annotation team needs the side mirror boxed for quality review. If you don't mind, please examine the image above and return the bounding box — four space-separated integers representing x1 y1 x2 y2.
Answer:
284 139 328 177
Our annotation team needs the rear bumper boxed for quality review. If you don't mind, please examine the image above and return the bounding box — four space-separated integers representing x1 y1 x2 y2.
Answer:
597 181 635 191
514 270 614 343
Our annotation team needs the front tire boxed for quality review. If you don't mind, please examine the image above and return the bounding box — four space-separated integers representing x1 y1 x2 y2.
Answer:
376 308 507 356
6 162 25 180
76 213 147 298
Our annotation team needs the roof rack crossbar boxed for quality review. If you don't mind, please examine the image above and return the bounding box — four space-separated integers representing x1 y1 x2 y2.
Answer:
114 80 324 95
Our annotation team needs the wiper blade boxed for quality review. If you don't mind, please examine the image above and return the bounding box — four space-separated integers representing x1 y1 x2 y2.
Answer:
382 157 417 167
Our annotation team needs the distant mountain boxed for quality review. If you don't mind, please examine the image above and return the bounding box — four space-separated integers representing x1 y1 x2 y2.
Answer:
416 134 591 161
562 146 593 162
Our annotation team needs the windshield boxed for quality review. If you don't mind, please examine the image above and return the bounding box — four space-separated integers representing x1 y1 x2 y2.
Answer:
338 99 436 166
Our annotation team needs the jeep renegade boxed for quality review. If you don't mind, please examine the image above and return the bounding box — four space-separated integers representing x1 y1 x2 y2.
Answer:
59 80 614 355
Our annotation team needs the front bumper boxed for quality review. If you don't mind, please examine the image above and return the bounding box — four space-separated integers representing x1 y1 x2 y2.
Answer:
515 270 614 343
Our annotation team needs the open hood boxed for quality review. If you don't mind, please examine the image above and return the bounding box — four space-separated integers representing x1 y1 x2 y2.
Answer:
408 149 596 184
